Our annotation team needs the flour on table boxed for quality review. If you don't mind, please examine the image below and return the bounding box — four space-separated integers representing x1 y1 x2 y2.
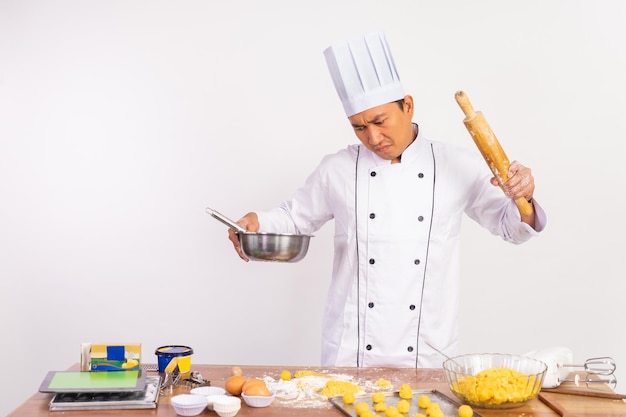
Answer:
262 371 389 409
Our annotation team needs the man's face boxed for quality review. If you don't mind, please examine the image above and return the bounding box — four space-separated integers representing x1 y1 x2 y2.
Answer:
348 95 415 162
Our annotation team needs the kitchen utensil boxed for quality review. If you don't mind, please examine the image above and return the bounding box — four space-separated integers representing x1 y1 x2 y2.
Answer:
241 392 275 408
538 393 575 417
567 357 617 376
206 207 312 263
207 207 248 233
170 394 209 416
455 90 533 217
541 387 626 400
329 389 486 417
562 360 617 390
212 395 241 417
190 387 226 410
524 347 617 389
424 341 465 369
442 353 547 409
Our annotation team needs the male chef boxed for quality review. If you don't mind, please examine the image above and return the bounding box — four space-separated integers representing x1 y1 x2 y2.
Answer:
228 32 547 367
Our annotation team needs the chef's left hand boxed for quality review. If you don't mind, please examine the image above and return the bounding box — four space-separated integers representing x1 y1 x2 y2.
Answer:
490 160 535 202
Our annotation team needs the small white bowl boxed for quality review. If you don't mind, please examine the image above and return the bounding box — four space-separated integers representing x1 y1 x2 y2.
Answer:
242 392 275 408
170 394 209 416
190 386 227 409
212 395 241 417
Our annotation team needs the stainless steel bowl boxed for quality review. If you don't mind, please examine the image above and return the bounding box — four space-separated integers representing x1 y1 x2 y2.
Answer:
238 231 311 262
207 207 313 263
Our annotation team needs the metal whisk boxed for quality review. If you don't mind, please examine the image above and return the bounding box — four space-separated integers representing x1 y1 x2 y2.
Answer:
561 357 617 389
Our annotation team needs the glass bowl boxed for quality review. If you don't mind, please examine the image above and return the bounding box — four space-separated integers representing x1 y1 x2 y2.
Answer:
443 353 547 409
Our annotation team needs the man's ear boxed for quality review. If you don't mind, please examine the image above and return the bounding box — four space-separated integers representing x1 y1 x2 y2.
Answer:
403 95 414 116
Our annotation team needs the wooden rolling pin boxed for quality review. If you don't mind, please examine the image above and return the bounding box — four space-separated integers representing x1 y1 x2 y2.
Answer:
455 91 533 217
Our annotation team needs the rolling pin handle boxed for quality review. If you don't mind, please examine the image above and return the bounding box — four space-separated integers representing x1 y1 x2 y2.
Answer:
515 197 534 217
455 90 476 118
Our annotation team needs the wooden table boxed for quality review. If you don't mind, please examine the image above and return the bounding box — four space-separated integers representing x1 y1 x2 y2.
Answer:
8 365 626 416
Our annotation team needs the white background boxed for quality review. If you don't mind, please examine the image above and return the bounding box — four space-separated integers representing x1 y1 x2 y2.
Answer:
1 1 625 414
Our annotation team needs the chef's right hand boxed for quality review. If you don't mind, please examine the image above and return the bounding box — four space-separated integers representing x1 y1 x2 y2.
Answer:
228 212 259 262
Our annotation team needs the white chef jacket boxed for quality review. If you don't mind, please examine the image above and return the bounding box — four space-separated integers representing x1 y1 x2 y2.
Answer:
257 126 546 368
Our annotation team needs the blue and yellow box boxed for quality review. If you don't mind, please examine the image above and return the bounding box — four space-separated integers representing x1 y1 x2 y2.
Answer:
80 343 141 371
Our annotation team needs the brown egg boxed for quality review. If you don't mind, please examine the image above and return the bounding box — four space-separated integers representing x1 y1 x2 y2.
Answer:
244 381 271 397
241 378 265 392
225 375 247 396
231 366 243 376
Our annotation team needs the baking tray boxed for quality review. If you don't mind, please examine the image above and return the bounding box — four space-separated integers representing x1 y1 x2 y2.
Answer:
330 389 484 417
48 375 160 411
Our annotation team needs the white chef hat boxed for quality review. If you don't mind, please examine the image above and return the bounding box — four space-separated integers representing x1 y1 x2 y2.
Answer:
323 32 404 117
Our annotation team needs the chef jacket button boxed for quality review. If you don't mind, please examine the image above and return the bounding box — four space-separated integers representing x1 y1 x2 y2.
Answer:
368 302 374 308
370 171 377 177
407 346 414 352
418 215 424 222
418 172 424 178
366 344 372 351
409 304 416 310
369 213 375 219
369 258 375 265
414 259 420 265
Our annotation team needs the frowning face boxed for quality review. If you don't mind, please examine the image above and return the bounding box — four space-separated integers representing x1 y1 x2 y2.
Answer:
348 95 416 163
